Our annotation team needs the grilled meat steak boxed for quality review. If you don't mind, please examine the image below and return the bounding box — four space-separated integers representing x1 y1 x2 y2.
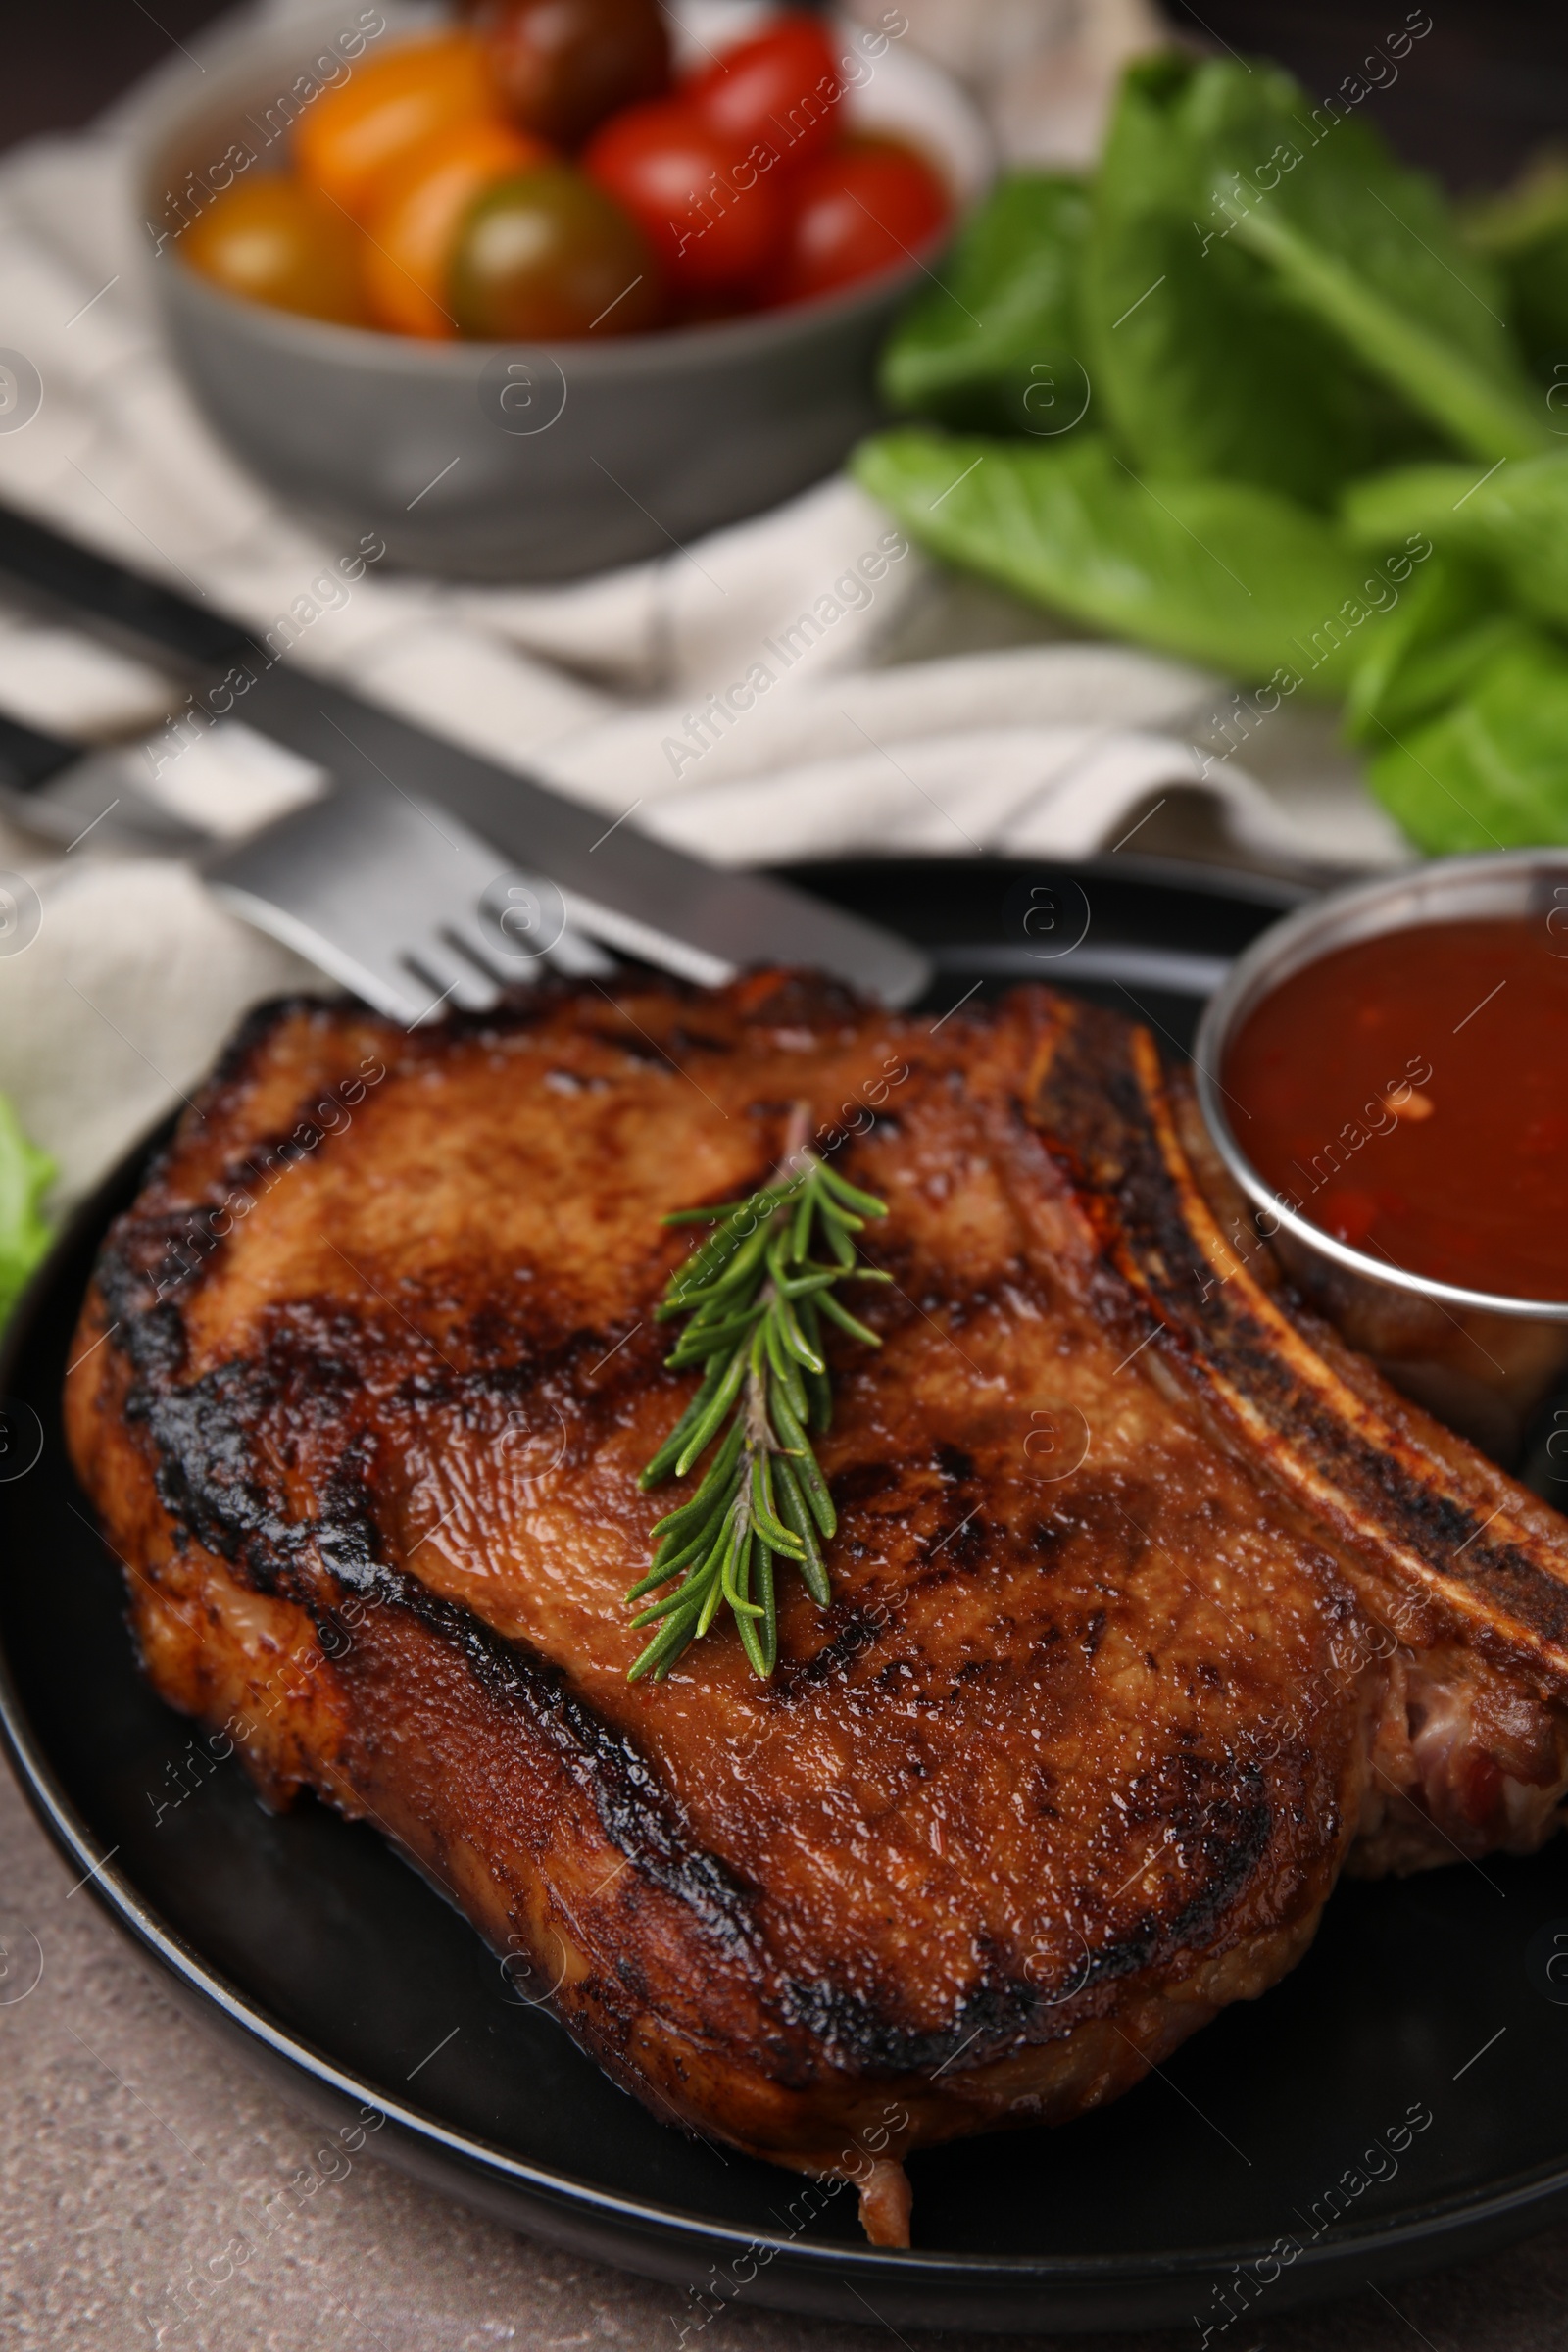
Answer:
65 974 1568 2244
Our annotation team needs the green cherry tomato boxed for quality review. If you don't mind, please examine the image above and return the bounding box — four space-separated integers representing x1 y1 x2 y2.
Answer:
450 164 664 338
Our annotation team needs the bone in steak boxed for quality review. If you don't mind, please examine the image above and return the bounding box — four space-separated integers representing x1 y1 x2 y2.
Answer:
65 974 1568 2245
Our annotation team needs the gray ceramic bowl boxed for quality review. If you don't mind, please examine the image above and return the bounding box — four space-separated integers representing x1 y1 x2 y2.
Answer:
1194 851 1568 1459
133 1 991 580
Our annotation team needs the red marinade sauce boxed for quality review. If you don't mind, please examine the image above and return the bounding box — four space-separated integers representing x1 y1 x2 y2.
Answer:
1222 915 1568 1300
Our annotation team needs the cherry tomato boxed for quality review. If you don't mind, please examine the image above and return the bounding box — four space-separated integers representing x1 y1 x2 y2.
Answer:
768 137 950 305
465 0 670 148
364 117 547 338
583 99 784 297
293 34 495 222
180 175 370 324
451 165 662 337
685 14 844 175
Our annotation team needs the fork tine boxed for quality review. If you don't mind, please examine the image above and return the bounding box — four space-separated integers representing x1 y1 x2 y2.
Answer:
441 918 518 992
206 774 602 1025
402 935 501 1016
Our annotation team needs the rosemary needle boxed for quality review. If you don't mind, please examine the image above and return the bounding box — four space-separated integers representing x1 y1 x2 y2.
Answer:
625 1122 889 1682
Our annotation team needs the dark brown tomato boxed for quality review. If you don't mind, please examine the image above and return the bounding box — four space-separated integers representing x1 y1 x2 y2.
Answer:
466 0 671 147
450 163 663 337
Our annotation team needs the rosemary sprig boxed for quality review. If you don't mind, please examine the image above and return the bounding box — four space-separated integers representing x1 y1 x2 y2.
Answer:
625 1122 890 1683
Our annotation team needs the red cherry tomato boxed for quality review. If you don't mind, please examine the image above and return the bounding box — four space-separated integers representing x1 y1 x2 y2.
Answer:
685 14 844 175
768 137 950 306
583 99 784 296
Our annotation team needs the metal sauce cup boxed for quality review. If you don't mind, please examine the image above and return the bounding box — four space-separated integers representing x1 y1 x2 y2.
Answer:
1193 851 1568 1462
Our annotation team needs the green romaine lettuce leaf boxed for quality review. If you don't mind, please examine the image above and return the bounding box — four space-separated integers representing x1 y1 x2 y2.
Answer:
1342 451 1568 631
1343 555 1537 744
1084 56 1544 504
0 1094 53 1329
853 427 1375 689
878 173 1094 438
1085 56 1420 504
1229 206 1544 469
1366 634 1568 852
1341 460 1491 543
1465 157 1568 379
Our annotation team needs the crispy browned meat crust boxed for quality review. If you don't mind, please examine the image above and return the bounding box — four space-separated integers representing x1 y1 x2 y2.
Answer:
64 974 1568 2242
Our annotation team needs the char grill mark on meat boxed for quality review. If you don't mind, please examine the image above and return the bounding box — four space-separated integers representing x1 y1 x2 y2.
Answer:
64 974 1568 2245
1031 1001 1568 1680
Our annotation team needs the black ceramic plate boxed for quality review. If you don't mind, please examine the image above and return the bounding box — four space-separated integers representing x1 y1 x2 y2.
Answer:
6 856 1568 2338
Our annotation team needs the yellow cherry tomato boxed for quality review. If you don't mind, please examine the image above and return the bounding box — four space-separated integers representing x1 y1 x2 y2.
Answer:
293 33 495 222
180 175 369 324
363 117 547 338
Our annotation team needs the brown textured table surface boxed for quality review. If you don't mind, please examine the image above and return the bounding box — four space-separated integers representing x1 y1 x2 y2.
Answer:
5 1750 1567 2351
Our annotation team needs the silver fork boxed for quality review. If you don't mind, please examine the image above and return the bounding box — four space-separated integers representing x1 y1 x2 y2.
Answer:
205 771 625 1027
201 667 929 1019
0 499 930 1014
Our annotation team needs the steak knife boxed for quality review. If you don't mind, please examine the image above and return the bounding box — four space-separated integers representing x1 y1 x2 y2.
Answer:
0 502 929 1008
